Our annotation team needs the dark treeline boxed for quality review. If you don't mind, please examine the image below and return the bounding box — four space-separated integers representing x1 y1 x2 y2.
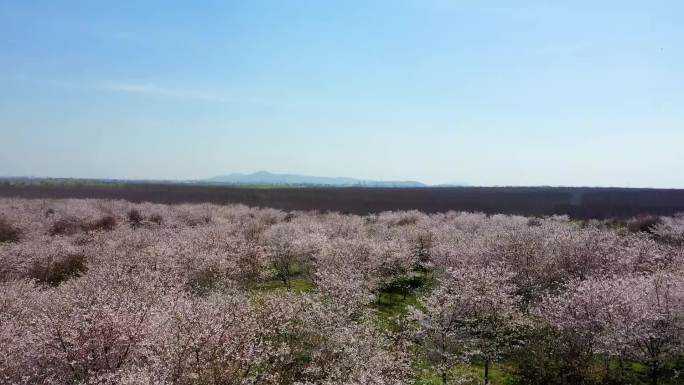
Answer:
1 184 683 219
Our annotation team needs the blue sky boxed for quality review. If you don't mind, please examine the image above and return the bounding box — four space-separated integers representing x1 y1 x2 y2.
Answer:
1 0 683 187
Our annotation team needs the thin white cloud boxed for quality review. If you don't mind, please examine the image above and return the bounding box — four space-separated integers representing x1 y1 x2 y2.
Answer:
97 82 227 103
38 79 275 106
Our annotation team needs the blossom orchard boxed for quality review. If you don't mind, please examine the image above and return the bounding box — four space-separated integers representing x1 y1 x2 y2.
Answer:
0 199 682 384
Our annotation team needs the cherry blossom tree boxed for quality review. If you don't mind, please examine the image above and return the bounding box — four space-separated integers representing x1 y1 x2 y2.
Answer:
412 264 523 385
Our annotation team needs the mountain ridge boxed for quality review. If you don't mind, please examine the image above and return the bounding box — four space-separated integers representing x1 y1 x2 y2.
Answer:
206 171 428 187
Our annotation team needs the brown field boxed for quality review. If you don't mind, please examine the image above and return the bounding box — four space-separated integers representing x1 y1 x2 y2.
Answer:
1 183 683 219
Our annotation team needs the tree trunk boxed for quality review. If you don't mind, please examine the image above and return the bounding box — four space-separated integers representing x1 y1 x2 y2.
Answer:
484 360 490 385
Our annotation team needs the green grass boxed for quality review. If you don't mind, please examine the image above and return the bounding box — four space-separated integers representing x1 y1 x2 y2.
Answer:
595 359 684 385
375 290 422 315
253 277 315 293
371 271 433 332
252 262 315 293
412 360 518 385
462 362 519 385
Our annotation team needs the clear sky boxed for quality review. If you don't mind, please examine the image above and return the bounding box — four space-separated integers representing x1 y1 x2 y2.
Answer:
1 0 683 187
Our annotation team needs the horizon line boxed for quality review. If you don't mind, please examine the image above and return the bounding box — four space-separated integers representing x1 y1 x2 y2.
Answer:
2 175 683 190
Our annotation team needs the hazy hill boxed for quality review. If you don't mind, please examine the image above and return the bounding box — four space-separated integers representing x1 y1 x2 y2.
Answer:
206 171 427 187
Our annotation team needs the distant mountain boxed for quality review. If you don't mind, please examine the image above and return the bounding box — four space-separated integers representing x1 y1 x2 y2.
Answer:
206 171 427 187
433 182 469 187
